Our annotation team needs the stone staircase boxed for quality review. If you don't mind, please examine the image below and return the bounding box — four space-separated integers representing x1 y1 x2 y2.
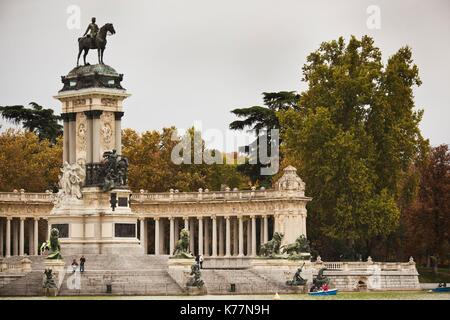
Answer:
0 271 44 296
58 254 185 296
201 269 281 294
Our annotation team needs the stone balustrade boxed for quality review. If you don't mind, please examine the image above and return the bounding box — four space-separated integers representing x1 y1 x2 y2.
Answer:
0 257 32 273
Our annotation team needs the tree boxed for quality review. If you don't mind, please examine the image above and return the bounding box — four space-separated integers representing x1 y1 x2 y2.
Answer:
0 130 62 192
229 91 299 187
279 36 427 259
403 145 450 266
0 102 62 143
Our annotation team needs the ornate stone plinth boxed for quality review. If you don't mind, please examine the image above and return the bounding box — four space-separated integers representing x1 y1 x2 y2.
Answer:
167 258 196 291
43 259 66 296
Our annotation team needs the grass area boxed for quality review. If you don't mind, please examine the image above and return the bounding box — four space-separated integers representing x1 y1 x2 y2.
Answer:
1 291 449 300
418 267 450 283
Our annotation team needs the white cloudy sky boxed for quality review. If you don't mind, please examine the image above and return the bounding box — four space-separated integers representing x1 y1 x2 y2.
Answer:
0 0 449 151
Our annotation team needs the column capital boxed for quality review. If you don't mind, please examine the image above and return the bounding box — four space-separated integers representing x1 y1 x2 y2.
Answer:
197 216 203 221
6 216 13 221
34 217 40 221
224 216 231 220
154 216 160 221
211 215 217 220
249 215 256 219
84 110 103 119
61 112 76 122
138 217 146 221
19 217 26 221
114 111 125 120
169 217 175 221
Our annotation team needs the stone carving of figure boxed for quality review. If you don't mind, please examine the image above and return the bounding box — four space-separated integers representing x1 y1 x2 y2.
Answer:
54 161 86 204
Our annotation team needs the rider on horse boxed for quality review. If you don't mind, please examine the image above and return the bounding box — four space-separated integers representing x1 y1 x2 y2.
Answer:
83 17 99 46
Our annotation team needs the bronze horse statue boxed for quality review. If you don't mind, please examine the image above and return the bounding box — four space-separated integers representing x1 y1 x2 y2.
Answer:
77 23 116 66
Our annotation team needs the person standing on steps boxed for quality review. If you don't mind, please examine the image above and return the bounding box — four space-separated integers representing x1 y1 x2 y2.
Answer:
80 255 86 273
71 259 79 273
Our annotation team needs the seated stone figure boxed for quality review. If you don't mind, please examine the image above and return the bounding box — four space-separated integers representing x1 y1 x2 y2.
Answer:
286 263 307 286
186 263 204 289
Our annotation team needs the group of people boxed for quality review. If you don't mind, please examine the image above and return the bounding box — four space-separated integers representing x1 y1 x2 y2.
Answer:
71 256 86 273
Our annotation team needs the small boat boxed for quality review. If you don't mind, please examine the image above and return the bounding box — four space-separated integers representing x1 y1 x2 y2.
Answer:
432 287 450 293
309 288 338 296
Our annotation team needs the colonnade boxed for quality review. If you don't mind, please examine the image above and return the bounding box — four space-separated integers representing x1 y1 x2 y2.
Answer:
138 215 273 257
0 217 46 257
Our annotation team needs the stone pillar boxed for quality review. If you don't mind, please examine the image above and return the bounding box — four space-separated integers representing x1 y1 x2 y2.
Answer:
263 215 269 244
62 116 70 163
154 217 160 255
84 111 93 163
225 216 231 257
189 218 195 255
260 217 264 246
251 216 257 257
218 217 224 256
184 217 189 230
114 112 124 154
34 218 39 255
198 217 203 256
212 216 217 257
238 217 244 257
19 218 25 256
204 218 210 256
12 219 18 256
91 111 103 162
0 220 3 257
6 217 11 257
246 219 251 256
169 217 175 255
140 218 146 252
233 217 238 256
68 113 76 164
159 219 165 254
174 218 180 242
28 219 33 255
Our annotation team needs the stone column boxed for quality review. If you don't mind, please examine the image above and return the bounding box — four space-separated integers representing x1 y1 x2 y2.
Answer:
263 215 269 244
12 219 18 256
246 219 251 256
238 217 244 257
159 219 165 254
169 217 175 255
6 217 11 257
114 112 124 154
68 113 76 164
189 218 195 255
154 217 160 255
91 111 103 162
140 218 146 252
0 220 3 257
233 217 238 256
62 115 70 163
34 218 39 255
251 215 257 256
19 218 25 256
174 218 180 242
28 219 33 255
84 111 93 163
198 217 203 256
218 217 224 256
225 216 231 257
204 218 210 256
260 217 264 246
184 217 189 230
212 216 217 257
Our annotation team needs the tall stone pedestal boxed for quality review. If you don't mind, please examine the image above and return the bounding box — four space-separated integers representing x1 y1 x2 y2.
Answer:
49 187 142 255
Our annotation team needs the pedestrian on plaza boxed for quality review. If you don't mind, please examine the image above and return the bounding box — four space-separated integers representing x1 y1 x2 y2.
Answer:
199 254 204 269
71 259 78 273
80 255 86 273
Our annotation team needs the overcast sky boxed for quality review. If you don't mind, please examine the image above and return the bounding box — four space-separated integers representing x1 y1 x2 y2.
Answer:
0 0 449 151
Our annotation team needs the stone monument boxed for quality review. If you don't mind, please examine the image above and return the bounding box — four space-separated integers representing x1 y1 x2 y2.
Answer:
49 40 142 254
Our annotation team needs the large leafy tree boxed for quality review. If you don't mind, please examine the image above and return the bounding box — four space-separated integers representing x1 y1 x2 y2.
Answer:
279 36 427 259
0 130 62 192
229 91 299 187
0 102 62 143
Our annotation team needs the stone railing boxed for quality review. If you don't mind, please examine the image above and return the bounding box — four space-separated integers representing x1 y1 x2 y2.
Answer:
315 257 417 272
131 187 309 203
0 258 32 273
0 187 310 205
0 190 53 203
